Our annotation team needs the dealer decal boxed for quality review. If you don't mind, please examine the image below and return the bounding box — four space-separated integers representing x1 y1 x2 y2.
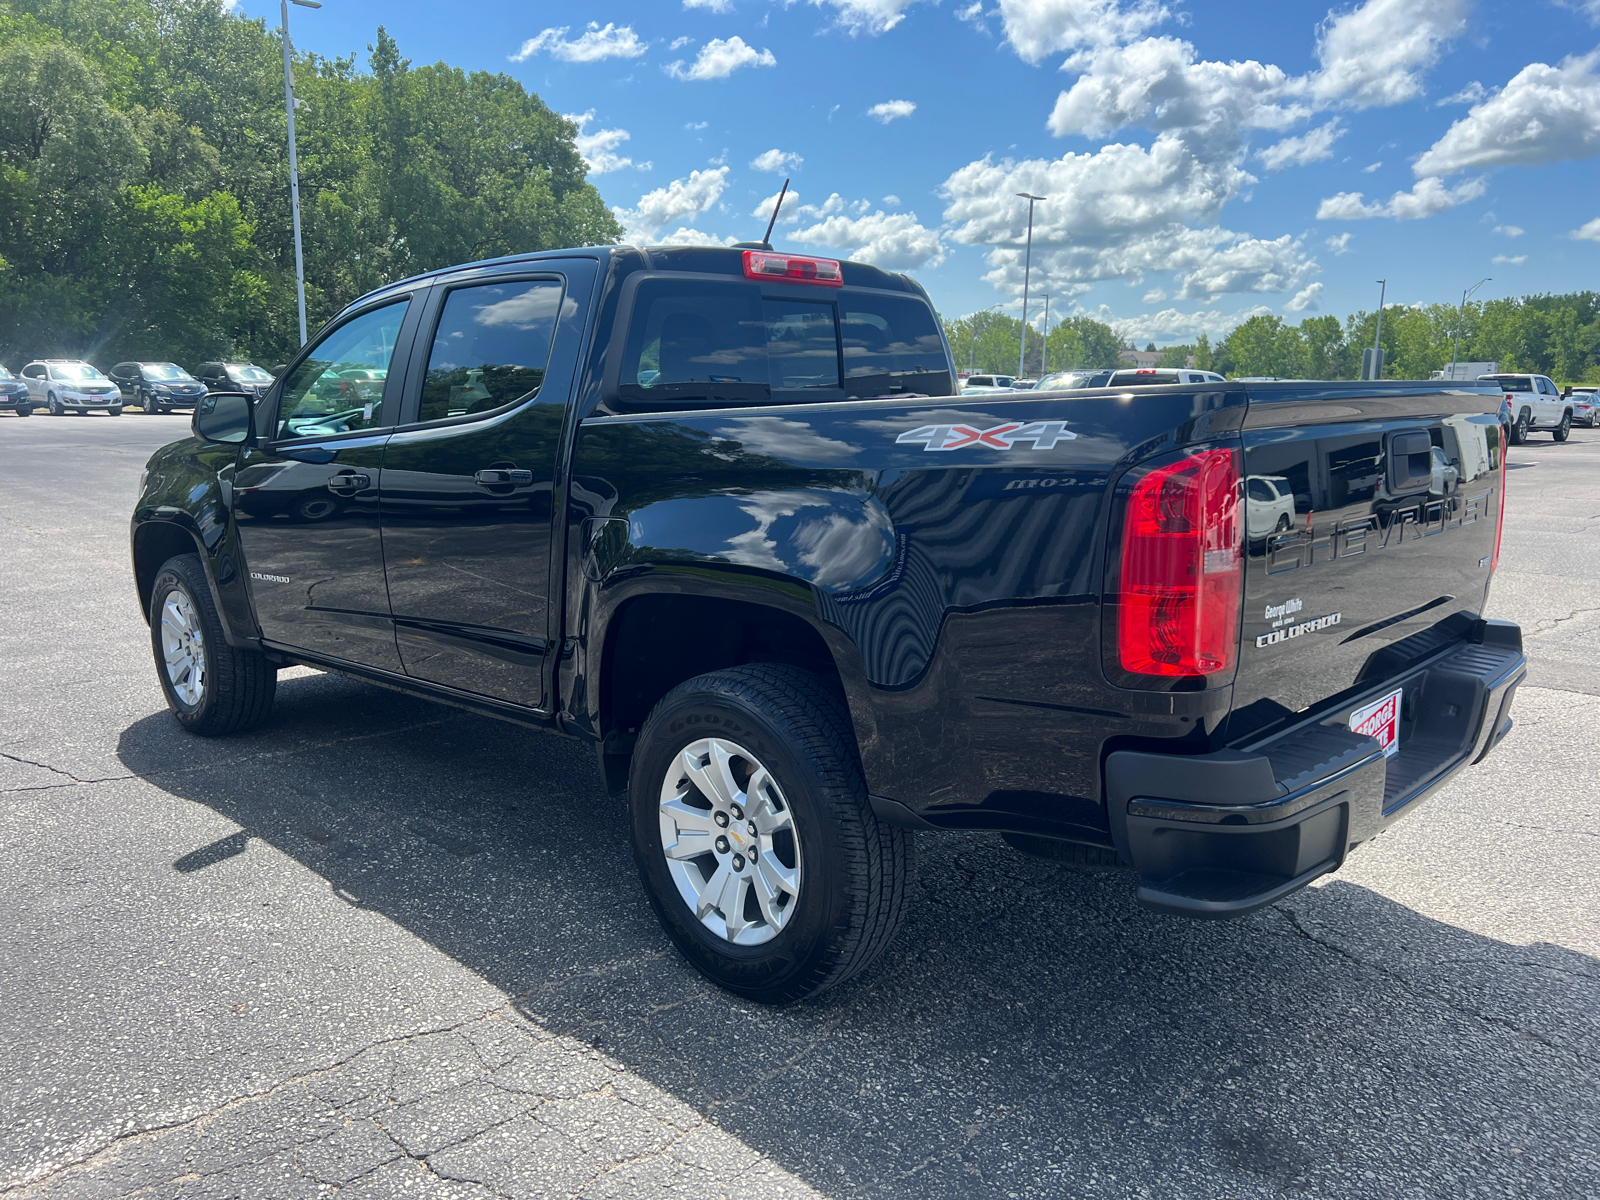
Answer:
896 420 1077 452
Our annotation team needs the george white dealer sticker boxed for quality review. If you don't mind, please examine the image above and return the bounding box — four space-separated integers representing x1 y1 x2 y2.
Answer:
1349 688 1403 758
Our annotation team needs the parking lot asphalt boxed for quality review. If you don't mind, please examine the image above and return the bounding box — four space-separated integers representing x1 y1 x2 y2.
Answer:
2 409 1597 1200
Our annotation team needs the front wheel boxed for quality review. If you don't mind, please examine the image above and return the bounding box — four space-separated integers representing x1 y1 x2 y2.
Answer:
630 664 914 1004
14 407 30 417
108 407 122 416
1553 412 1571 442
47 393 63 416
149 553 276 736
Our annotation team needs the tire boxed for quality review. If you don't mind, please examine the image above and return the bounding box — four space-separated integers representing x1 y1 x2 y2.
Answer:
48 393 63 416
108 407 122 416
1553 412 1570 442
15 407 30 417
149 553 276 736
1512 411 1529 445
1002 831 1126 869
630 664 914 1004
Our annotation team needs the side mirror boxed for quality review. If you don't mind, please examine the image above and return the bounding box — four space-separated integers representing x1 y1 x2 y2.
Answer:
193 392 253 445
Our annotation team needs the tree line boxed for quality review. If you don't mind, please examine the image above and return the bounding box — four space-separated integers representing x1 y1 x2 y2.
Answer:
0 0 619 369
947 292 1600 385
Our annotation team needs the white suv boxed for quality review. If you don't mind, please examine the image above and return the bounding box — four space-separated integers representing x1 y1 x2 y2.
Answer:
1482 373 1572 444
21 360 124 416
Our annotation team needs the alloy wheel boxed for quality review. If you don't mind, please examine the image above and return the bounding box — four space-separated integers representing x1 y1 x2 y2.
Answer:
658 737 802 946
159 589 206 707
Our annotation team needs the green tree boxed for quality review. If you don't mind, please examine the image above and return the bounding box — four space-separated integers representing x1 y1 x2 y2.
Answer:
1043 315 1121 371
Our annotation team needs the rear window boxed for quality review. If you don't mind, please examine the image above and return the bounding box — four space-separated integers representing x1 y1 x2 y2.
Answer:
1483 375 1532 392
1109 369 1182 385
617 279 949 407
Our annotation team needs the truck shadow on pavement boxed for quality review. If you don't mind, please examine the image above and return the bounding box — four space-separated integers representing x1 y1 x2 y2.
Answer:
114 669 1600 1200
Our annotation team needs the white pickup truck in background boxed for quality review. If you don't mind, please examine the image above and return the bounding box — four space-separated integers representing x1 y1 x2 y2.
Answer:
1482 373 1574 444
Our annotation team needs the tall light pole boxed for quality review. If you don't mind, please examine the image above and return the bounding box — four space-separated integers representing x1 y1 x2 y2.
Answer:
969 303 1002 374
1039 293 1050 373
1367 278 1387 380
1016 192 1045 379
1451 278 1491 377
282 0 321 346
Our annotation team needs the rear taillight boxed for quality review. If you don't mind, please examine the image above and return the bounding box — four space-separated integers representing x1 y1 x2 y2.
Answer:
1492 431 1507 572
742 250 844 287
1118 447 1243 677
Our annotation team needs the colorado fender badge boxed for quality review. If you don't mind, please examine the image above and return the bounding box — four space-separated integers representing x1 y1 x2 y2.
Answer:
896 420 1077 451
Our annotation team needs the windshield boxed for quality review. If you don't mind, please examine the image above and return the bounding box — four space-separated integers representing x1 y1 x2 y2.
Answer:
0 366 11 380
144 364 193 381
228 365 274 383
51 363 106 381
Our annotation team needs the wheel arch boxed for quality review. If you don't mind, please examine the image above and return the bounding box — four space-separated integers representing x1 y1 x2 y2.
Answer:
131 516 258 646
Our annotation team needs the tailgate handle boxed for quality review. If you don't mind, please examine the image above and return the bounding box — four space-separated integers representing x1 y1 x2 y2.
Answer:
1387 430 1433 493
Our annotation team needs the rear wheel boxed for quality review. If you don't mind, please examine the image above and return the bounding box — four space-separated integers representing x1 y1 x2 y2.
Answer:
1513 411 1530 445
149 553 276 736
1553 412 1571 442
630 664 913 1004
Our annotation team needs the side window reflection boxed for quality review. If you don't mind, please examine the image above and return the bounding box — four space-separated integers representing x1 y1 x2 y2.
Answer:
418 279 566 424
277 301 408 440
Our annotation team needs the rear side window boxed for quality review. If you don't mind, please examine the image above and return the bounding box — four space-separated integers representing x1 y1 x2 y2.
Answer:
620 280 769 406
1486 376 1532 392
840 295 949 398
418 278 565 424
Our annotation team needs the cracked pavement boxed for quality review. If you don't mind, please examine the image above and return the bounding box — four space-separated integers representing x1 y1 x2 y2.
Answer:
2 416 1598 1199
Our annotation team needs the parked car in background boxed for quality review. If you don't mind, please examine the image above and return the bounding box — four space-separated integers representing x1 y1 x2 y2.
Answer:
195 362 277 399
1481 373 1572 444
0 366 34 416
1563 385 1597 427
109 362 210 414
21 360 123 415
1034 369 1115 391
960 374 1017 393
1109 368 1228 386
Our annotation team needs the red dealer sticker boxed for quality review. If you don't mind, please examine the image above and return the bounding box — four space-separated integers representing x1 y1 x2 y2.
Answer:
1349 688 1403 758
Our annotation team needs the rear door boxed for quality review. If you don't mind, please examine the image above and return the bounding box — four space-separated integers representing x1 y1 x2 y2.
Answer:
231 293 421 670
1227 385 1504 741
378 259 596 710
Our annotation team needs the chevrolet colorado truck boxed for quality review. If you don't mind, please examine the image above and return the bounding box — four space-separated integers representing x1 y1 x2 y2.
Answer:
131 244 1525 1003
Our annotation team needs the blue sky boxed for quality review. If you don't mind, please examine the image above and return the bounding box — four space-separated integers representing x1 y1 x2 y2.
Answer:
252 0 1600 344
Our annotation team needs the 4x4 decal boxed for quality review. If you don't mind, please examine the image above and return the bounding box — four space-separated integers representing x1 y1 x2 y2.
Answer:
896 420 1077 452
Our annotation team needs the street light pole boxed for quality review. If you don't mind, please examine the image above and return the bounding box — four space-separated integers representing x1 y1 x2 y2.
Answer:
281 0 322 347
1369 278 1387 380
1015 192 1045 380
1451 278 1491 378
1039 293 1049 373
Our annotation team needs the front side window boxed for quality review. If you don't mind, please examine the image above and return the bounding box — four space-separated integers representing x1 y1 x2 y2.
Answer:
276 300 408 439
418 279 564 424
23 365 43 378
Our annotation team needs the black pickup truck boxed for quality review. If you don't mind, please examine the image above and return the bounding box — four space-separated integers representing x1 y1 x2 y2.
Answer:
131 244 1525 1003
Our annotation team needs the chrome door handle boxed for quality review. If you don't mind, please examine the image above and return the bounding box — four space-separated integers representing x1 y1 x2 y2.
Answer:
474 467 533 486
327 471 369 493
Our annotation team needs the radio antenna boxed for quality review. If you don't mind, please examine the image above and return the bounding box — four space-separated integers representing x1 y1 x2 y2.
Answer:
761 178 790 249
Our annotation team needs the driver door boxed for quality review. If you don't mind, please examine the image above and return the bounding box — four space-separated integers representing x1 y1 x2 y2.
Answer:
231 293 424 670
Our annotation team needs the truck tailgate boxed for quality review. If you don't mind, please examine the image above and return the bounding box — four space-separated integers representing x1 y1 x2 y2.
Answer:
1227 383 1505 742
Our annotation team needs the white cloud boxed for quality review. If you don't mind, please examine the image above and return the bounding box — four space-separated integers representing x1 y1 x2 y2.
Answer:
1142 288 1167 302
564 111 647 175
883 194 901 206
1362 160 1383 172
1308 0 1466 109
1285 281 1323 312
684 0 734 11
1573 216 1600 241
790 209 946 270
752 188 803 222
654 228 739 247
685 120 709 130
1493 224 1524 237
1258 120 1344 170
665 36 777 81
670 36 695 50
751 148 804 174
994 0 1169 64
1437 81 1486 106
613 167 729 243
1414 50 1600 176
510 23 647 64
1491 254 1526 264
956 1 986 22
867 99 917 123
1326 232 1353 254
1092 303 1276 344
1317 176 1486 220
810 0 925 35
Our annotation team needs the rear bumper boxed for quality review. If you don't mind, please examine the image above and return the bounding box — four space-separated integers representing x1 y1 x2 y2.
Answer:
1105 619 1526 919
